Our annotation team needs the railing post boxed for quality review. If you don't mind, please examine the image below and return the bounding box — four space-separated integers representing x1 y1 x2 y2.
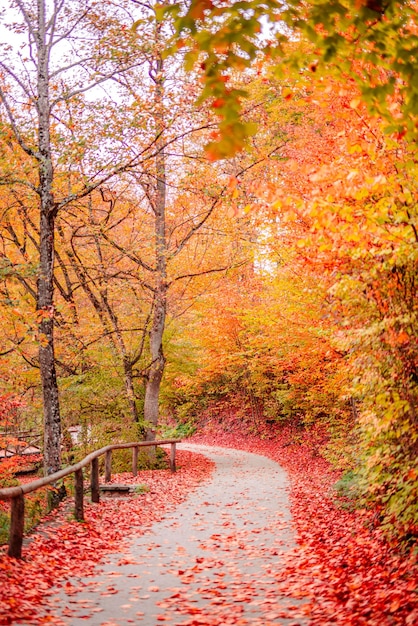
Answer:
74 468 84 521
105 449 112 483
8 493 24 558
132 446 138 477
91 457 100 503
170 443 176 473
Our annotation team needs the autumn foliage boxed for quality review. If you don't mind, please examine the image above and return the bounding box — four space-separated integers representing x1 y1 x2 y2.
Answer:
0 3 417 622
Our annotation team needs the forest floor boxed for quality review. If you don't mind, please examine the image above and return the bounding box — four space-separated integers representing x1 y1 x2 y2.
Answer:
0 424 417 625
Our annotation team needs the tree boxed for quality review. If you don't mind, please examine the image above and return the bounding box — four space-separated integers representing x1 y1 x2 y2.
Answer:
0 0 161 473
142 14 168 441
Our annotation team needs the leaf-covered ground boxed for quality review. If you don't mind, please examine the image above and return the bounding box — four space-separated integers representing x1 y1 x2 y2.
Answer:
0 450 214 625
1 432 417 625
190 428 418 625
47 443 307 626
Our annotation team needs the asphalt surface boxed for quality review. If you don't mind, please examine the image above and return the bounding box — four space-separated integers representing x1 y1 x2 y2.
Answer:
47 444 308 625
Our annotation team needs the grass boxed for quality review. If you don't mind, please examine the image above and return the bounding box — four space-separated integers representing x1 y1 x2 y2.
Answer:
333 470 362 510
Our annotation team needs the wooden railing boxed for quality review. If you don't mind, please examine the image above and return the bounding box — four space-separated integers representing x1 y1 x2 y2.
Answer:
0 439 181 559
0 430 42 459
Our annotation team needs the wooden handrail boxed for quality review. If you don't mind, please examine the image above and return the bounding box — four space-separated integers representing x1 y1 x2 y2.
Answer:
0 439 181 559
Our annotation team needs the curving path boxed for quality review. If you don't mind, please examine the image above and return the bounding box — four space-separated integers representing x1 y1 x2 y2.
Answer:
48 444 308 625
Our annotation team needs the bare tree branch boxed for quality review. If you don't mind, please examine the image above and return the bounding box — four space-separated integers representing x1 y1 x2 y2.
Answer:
168 262 246 287
0 85 40 159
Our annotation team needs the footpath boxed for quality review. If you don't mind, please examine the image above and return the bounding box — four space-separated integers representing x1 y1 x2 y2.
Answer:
47 444 308 625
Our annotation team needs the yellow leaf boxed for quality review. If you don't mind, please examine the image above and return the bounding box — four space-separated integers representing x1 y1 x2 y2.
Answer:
349 98 361 109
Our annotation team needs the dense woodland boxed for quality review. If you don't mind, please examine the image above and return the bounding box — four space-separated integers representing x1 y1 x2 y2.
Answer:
0 0 417 555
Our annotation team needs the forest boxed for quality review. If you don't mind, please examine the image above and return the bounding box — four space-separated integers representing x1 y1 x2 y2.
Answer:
0 0 417 590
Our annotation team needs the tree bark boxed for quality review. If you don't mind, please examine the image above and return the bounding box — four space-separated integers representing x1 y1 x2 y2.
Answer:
144 47 167 442
36 0 61 474
144 291 166 441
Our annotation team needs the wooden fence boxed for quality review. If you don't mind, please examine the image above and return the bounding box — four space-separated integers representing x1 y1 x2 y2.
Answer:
0 430 42 460
0 439 181 559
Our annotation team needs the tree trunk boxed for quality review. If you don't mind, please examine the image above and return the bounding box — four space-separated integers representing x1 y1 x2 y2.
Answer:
39 211 61 474
144 292 166 441
144 48 167 442
124 357 140 423
36 0 61 474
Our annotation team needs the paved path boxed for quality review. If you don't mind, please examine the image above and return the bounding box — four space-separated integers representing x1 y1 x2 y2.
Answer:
48 444 308 625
